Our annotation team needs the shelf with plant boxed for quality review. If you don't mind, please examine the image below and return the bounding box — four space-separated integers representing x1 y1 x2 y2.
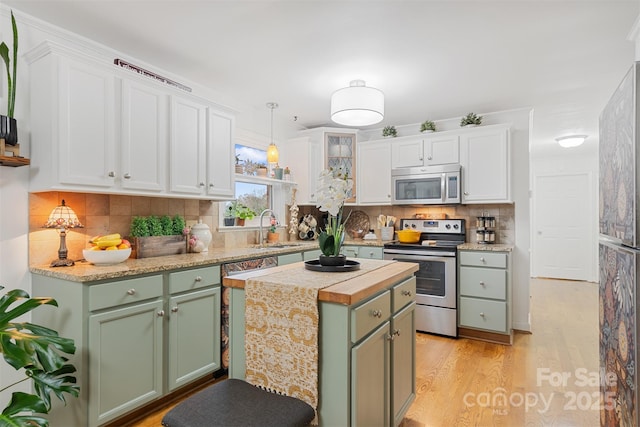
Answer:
382 125 397 138
420 120 436 133
460 112 483 127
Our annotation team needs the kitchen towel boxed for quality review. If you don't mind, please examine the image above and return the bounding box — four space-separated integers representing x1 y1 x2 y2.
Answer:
244 259 389 423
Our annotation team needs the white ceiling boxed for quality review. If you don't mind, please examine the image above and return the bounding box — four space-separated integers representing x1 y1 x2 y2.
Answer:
5 0 639 155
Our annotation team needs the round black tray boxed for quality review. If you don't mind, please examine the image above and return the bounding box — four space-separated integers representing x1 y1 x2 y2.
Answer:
304 259 361 272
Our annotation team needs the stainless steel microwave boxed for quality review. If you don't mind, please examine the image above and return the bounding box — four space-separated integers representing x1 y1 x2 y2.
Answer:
391 164 461 205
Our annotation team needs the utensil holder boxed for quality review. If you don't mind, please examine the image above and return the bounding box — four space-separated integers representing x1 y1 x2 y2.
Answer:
381 226 394 241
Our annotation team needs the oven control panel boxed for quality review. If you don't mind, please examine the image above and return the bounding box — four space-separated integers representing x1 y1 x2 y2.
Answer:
400 219 465 234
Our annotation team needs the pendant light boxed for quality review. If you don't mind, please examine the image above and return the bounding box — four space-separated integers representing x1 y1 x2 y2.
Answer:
266 102 279 166
330 80 384 126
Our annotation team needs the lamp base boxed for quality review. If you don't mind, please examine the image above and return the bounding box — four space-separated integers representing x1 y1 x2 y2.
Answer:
50 258 75 268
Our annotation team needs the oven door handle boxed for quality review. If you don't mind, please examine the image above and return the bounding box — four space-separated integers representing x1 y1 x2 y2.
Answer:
386 254 455 263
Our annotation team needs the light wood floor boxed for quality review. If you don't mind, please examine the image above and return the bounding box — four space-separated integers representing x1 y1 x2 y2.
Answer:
130 278 599 427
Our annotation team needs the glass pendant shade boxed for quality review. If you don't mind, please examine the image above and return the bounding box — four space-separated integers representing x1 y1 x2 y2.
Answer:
556 135 587 148
331 80 384 126
267 142 279 163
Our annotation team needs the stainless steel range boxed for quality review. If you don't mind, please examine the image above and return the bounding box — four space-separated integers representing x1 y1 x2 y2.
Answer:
383 218 465 337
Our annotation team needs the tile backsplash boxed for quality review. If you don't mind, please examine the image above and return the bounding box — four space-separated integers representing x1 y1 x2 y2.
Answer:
28 192 515 266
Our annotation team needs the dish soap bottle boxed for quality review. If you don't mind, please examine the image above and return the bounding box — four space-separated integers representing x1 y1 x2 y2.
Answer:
190 220 212 252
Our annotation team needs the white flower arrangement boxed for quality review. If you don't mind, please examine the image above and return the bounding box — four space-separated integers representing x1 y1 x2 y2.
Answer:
316 167 352 256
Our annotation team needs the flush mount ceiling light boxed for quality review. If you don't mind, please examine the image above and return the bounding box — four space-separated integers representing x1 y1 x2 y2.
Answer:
330 80 384 126
556 135 587 148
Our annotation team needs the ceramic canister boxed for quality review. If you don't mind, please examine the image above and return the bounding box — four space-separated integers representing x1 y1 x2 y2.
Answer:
190 220 212 252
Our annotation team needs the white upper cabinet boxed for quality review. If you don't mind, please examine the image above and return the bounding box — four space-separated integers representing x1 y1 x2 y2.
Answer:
459 125 511 203
206 109 235 198
120 79 168 192
26 41 235 200
424 134 459 166
28 48 117 191
358 140 392 205
391 134 459 169
281 135 323 205
169 96 207 195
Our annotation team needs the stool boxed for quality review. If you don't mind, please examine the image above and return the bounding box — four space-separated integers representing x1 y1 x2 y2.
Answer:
161 378 315 427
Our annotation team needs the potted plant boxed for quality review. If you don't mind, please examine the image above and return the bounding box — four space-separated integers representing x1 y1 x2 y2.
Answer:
224 201 237 226
284 166 291 181
316 168 352 266
235 205 256 226
0 285 79 426
267 216 279 243
420 120 436 133
128 215 188 258
256 163 268 177
234 155 243 174
382 125 397 138
460 112 482 127
0 11 18 145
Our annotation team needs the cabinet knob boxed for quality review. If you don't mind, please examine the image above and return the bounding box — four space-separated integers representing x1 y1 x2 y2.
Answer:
372 309 383 318
427 156 432 160
401 290 412 297
195 276 202 282
419 156 423 161
209 183 214 188
479 312 485 318
369 251 374 256
108 171 115 178
123 173 131 179
127 289 136 295
157 310 165 317
479 281 485 286
387 194 391 198
386 333 395 341
171 306 179 313
464 191 469 196
480 257 486 263
393 329 401 337
199 182 205 187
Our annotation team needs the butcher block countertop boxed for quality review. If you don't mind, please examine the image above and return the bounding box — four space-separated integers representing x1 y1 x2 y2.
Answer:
223 259 418 306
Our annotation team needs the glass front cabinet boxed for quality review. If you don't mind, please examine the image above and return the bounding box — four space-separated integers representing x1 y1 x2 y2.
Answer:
325 132 356 203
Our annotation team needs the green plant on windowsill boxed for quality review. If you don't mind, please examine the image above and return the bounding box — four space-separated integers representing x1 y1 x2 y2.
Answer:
235 205 256 221
0 286 79 426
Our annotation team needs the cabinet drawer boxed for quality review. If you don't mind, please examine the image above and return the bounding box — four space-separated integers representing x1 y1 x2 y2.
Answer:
351 290 391 343
89 275 163 311
459 267 506 300
341 246 359 258
459 297 507 333
358 247 383 260
459 251 507 268
169 265 220 294
393 276 416 313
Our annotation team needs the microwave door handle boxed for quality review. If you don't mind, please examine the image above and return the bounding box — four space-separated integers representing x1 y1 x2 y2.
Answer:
441 173 446 203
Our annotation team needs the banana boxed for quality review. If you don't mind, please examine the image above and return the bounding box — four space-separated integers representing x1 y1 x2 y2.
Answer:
94 233 121 242
96 238 122 249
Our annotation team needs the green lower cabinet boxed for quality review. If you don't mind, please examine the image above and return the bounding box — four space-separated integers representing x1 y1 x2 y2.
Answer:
168 287 221 390
352 321 391 426
341 245 384 259
278 252 303 265
392 303 416 426
89 299 164 426
303 248 323 261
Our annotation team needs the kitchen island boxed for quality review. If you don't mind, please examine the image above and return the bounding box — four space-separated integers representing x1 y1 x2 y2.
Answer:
223 259 418 427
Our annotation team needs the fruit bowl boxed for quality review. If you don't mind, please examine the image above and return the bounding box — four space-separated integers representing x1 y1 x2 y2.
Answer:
83 248 131 265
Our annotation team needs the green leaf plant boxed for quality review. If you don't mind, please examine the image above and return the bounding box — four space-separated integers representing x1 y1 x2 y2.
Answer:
0 286 79 426
0 11 18 117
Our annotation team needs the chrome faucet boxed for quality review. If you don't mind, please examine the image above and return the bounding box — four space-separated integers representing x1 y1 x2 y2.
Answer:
258 209 276 247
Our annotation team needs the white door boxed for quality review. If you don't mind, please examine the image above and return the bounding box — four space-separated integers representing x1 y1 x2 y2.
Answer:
533 172 595 281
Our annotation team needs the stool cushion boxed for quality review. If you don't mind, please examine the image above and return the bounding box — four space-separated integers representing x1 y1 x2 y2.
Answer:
161 379 315 427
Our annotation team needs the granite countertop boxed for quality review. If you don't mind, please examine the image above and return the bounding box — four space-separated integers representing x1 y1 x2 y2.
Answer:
457 243 514 252
29 239 388 283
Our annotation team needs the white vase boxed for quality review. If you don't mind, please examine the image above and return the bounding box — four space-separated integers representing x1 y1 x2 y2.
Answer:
190 220 212 252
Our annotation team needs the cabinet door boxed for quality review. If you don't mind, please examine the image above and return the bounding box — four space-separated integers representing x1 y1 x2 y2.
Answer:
207 109 235 197
120 79 168 192
424 134 459 166
459 128 510 203
391 138 423 168
88 299 164 426
392 303 416 426
352 321 390 427
169 96 207 194
326 133 356 202
58 57 116 187
168 287 221 390
307 138 323 203
358 140 392 205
